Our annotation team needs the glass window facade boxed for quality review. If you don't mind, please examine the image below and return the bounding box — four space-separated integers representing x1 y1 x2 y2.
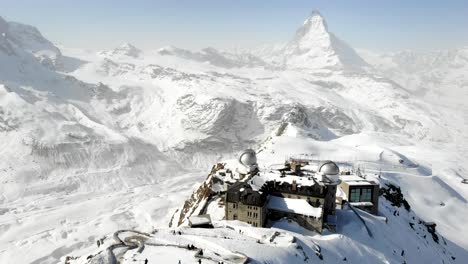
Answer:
349 187 373 202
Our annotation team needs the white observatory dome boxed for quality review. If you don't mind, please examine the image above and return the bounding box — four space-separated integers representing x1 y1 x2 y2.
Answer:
318 160 340 175
239 149 257 166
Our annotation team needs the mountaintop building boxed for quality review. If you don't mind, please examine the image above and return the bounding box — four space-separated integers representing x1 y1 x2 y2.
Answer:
223 152 380 233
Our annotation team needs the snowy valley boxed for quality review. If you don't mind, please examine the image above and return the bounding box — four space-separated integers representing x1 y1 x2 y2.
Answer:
0 10 467 264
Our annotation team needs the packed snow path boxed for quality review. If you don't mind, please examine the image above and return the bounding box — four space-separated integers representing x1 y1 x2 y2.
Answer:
98 229 249 264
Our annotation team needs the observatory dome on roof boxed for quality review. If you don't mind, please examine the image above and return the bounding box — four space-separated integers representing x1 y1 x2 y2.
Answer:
318 160 339 175
239 149 257 166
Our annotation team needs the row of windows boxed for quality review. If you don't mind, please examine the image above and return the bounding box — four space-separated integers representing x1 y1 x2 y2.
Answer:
247 221 259 227
232 203 259 210
349 188 373 202
247 211 259 218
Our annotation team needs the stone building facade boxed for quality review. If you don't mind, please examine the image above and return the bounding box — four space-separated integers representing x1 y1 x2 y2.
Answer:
225 182 267 227
225 179 337 233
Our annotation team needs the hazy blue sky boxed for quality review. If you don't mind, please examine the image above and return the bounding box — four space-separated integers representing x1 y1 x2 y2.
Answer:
2 0 467 51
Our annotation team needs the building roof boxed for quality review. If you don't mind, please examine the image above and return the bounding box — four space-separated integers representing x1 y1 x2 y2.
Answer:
261 180 326 198
239 149 257 166
226 182 267 206
255 171 324 188
188 214 213 227
340 175 377 186
267 196 323 218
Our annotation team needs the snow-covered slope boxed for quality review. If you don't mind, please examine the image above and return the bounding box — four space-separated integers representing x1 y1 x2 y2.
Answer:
358 47 468 106
0 11 467 264
0 16 191 263
71 134 468 264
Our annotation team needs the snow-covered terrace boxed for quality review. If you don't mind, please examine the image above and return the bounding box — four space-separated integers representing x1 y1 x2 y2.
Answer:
349 201 374 207
250 170 324 191
267 196 323 218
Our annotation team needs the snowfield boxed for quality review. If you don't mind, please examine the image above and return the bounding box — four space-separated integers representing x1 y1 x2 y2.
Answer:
0 11 467 264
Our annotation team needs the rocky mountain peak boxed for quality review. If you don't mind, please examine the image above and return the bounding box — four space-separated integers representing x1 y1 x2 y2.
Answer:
301 10 328 35
283 10 367 70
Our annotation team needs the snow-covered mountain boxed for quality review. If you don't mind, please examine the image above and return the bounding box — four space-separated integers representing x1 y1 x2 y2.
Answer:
0 12 467 264
359 47 468 106
98 43 142 58
284 10 369 71
157 45 270 69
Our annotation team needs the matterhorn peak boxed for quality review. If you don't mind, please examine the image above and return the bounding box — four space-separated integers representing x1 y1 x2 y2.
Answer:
295 10 329 40
284 10 333 59
283 10 368 71
304 10 328 31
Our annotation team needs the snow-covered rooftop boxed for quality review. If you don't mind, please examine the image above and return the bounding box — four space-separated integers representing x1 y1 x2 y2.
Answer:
340 175 375 186
267 196 323 218
188 215 212 226
253 171 322 188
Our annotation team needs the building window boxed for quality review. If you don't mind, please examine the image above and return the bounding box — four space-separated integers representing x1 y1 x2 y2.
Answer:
350 189 360 202
361 188 372 202
349 188 373 202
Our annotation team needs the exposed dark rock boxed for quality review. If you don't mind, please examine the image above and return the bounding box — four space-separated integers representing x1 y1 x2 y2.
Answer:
380 183 411 211
424 222 439 244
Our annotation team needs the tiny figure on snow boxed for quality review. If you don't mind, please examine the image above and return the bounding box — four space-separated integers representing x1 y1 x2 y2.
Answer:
144 258 148 264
